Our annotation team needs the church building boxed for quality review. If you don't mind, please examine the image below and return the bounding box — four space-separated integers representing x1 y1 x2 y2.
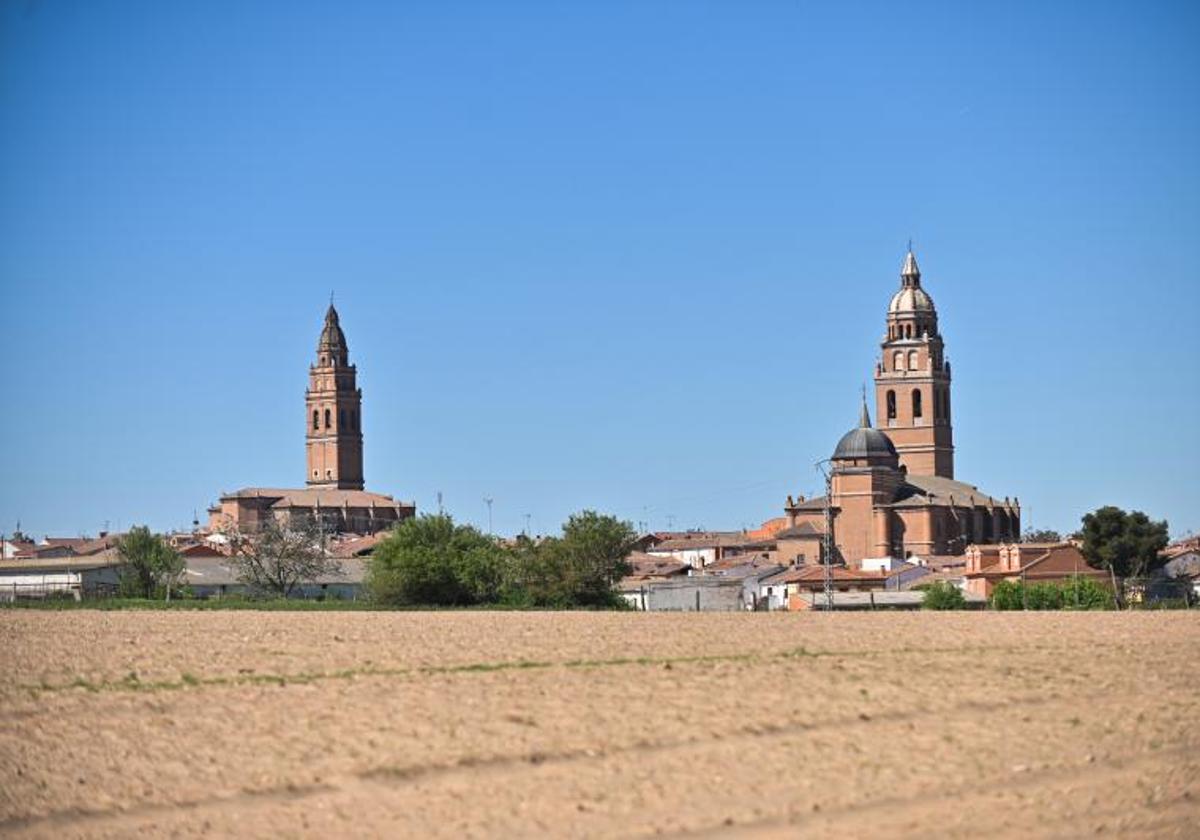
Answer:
207 304 415 535
775 251 1019 568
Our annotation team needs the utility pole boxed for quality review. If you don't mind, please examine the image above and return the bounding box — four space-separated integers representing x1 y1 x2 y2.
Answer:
437 491 443 515
523 513 531 536
816 460 835 612
483 497 494 535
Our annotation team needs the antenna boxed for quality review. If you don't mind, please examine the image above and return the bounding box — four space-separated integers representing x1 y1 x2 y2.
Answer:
483 497 494 534
523 513 531 536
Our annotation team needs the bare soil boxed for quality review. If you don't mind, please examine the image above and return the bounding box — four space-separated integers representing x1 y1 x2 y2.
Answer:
0 611 1196 838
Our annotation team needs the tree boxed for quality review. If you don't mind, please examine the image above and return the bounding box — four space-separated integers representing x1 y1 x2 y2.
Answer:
1023 582 1064 610
503 534 570 607
1079 506 1170 579
921 581 967 610
1059 575 1114 610
553 510 636 606
116 526 184 598
1022 528 1062 543
367 514 506 606
989 579 1024 610
225 518 343 598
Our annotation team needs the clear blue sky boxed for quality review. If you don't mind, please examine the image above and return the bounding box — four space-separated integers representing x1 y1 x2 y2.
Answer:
2 1 1197 541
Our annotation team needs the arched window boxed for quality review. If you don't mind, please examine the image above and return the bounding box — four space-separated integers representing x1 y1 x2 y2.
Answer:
324 408 331 429
893 351 904 371
886 390 896 420
908 350 919 371
312 410 319 430
326 469 332 479
912 389 923 419
905 324 912 339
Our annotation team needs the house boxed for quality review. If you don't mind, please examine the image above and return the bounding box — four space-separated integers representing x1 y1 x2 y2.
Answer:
697 555 785 611
183 555 367 600
622 575 749 612
618 553 694 609
758 565 887 611
0 550 124 601
964 542 1108 599
646 532 772 570
789 590 986 610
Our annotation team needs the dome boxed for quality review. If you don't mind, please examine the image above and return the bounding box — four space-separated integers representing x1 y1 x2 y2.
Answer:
832 400 898 462
318 304 348 353
888 285 934 314
832 425 898 461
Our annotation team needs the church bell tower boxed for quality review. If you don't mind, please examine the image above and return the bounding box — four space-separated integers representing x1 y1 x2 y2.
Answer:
305 303 364 490
874 249 955 478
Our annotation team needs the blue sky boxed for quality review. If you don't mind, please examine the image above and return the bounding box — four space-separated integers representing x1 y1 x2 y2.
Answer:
2 1 1197 540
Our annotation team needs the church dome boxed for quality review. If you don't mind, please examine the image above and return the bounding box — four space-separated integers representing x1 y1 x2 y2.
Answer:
832 400 898 462
833 425 898 461
318 304 348 353
888 249 935 314
888 285 935 314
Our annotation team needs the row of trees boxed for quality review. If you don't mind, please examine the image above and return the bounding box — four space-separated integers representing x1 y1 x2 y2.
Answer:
989 576 1114 610
366 511 635 607
113 510 636 607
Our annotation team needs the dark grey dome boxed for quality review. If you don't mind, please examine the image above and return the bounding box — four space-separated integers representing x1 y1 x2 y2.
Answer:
832 426 898 460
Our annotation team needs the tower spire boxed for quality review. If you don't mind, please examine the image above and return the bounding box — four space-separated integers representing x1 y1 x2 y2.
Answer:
859 385 871 428
901 246 921 286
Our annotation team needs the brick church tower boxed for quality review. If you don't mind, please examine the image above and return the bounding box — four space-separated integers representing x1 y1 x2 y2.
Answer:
874 249 955 478
305 304 364 490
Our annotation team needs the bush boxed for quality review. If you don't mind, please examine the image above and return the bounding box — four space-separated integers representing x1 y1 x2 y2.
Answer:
367 515 506 607
1059 576 1114 610
921 581 967 610
989 577 1114 610
1023 582 1064 610
990 579 1025 610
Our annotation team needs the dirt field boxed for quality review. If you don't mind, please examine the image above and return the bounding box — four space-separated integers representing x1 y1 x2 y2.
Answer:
0 611 1196 838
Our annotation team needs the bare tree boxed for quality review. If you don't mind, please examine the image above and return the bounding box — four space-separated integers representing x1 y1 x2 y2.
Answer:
224 518 343 598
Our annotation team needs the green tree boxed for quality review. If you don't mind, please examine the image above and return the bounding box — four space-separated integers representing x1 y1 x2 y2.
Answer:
921 581 967 610
1023 582 1064 610
367 514 506 606
1079 506 1169 579
989 579 1025 610
502 534 570 607
116 526 184 598
1021 528 1062 543
225 518 343 598
1059 575 1114 610
554 510 636 606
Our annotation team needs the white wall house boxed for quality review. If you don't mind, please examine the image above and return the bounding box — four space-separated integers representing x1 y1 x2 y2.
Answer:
0 555 123 601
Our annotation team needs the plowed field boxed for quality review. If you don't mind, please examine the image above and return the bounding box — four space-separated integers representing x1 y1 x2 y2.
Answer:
1 611 1196 838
